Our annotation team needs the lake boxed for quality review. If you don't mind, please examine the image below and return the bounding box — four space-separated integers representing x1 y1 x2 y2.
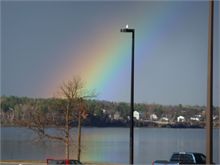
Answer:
1 127 219 164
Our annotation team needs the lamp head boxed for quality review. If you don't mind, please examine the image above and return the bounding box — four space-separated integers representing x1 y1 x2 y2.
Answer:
121 24 135 33
121 24 129 32
120 28 134 33
120 28 128 32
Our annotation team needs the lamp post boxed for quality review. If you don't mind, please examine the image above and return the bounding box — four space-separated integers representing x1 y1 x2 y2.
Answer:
120 25 135 165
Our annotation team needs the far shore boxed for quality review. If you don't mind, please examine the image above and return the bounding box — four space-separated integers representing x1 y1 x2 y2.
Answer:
1 124 219 129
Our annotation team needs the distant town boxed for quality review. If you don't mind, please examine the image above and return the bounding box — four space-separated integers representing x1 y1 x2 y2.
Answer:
1 96 219 128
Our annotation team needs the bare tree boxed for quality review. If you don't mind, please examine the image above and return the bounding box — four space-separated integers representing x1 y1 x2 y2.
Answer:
57 77 95 159
14 76 95 160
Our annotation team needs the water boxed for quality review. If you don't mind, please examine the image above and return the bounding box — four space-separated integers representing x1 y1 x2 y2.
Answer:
1 127 219 164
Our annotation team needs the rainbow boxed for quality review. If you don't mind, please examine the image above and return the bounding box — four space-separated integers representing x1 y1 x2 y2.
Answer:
44 2 180 101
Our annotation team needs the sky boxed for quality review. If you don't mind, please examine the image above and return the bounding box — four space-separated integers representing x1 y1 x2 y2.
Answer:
1 1 219 106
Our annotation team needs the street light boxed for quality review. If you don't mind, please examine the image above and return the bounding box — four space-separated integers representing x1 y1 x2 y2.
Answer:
120 25 135 165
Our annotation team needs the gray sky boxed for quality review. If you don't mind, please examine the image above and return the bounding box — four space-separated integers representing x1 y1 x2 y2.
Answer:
1 1 219 106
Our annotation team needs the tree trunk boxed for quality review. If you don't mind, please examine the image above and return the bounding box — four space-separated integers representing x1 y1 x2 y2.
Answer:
77 110 82 161
65 107 70 160
65 138 69 160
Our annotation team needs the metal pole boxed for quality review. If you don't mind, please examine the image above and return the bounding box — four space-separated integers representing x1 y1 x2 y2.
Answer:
130 30 135 165
120 27 135 165
206 0 214 164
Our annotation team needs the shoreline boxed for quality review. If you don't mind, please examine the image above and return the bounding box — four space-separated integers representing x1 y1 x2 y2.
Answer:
1 124 219 129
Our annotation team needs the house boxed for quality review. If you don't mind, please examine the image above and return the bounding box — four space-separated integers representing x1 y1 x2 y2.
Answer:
190 114 203 122
150 113 158 121
195 114 202 118
160 117 169 122
114 111 121 120
213 115 219 120
177 116 185 122
133 111 140 120
190 117 200 121
102 109 106 114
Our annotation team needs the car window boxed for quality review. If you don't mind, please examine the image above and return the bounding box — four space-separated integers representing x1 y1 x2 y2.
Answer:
194 153 206 164
182 154 194 164
170 154 180 162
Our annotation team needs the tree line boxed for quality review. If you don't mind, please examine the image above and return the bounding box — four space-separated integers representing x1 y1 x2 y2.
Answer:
1 95 219 128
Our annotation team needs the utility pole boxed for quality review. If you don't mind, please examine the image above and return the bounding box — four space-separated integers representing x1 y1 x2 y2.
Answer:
206 0 214 164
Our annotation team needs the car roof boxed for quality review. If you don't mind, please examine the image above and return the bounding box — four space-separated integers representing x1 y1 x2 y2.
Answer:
173 152 205 155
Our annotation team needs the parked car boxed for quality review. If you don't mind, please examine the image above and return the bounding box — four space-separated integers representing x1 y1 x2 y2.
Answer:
152 152 206 165
47 159 82 165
